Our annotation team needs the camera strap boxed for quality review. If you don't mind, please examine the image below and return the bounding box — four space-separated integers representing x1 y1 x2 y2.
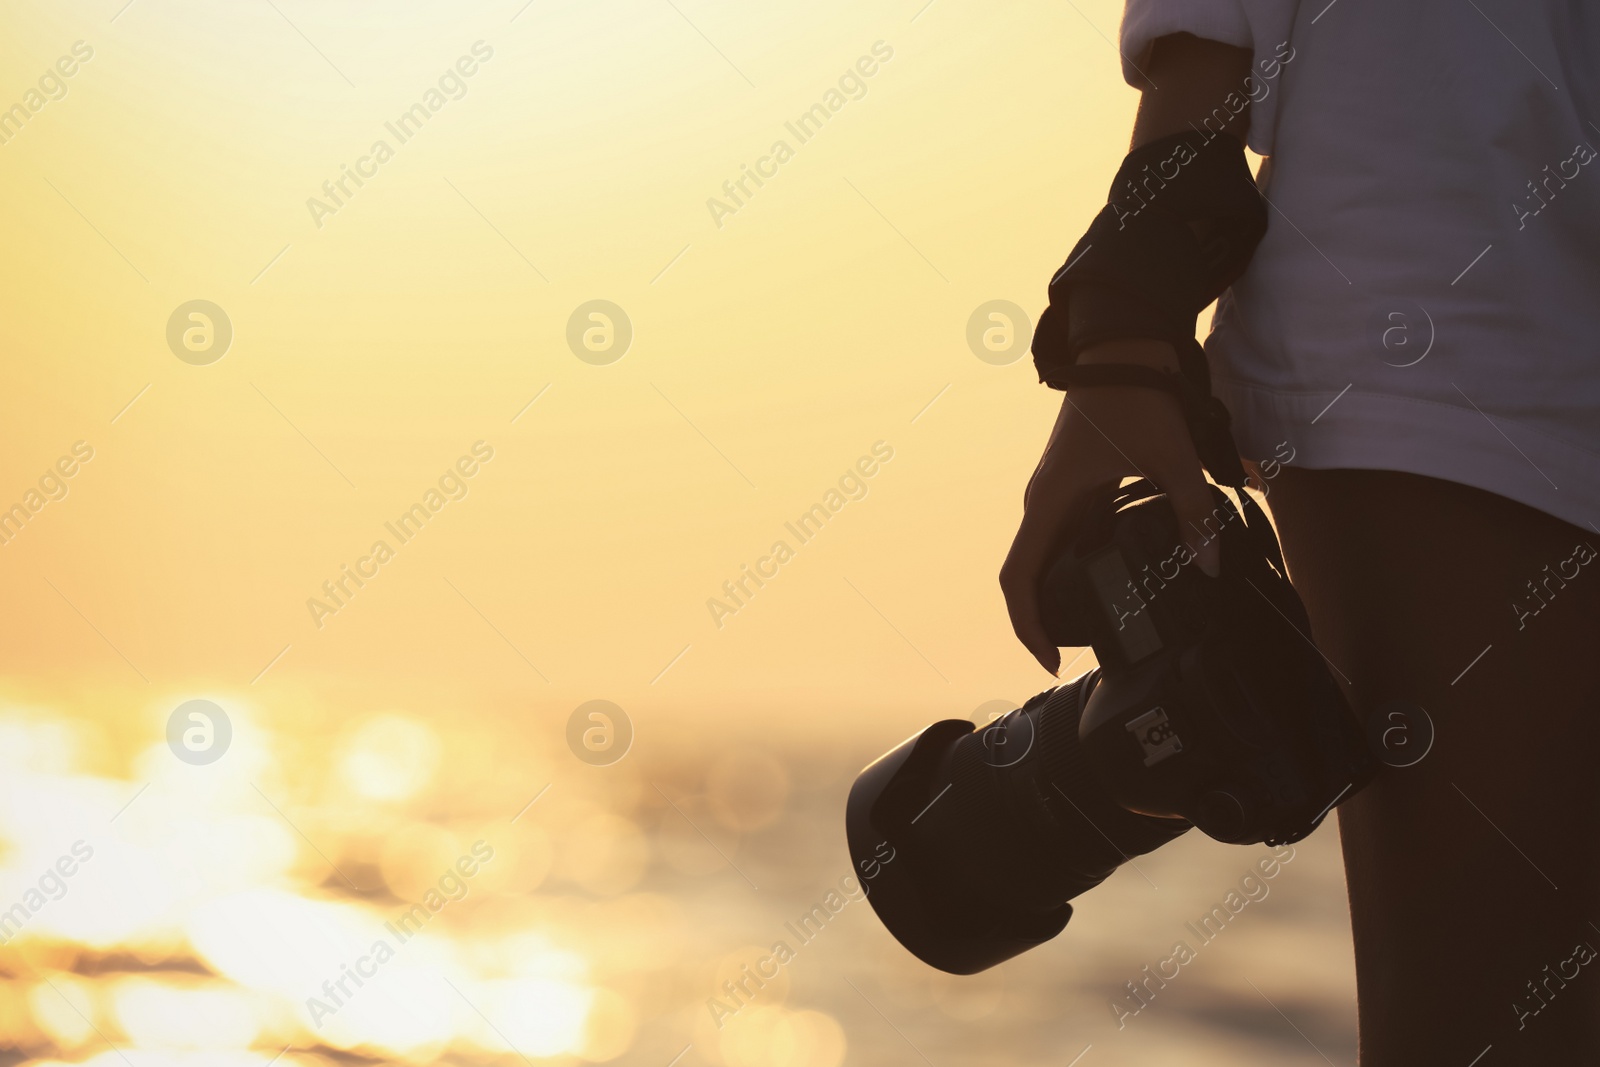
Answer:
1053 341 1249 492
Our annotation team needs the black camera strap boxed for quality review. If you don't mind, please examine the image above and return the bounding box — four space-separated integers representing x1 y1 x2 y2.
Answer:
1054 344 1249 492
1054 335 1292 592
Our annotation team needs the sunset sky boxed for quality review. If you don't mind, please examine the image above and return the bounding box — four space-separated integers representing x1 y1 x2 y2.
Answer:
0 0 1150 734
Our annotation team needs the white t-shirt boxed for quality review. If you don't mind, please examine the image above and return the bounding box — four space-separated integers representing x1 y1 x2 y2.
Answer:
1120 0 1600 532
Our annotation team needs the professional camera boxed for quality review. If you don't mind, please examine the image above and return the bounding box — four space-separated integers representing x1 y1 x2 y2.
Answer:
845 479 1375 974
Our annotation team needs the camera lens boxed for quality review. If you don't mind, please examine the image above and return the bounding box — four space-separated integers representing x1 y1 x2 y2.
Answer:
846 670 1189 973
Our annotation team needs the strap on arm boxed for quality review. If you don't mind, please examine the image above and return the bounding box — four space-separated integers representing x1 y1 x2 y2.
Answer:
1032 129 1267 488
1055 344 1250 490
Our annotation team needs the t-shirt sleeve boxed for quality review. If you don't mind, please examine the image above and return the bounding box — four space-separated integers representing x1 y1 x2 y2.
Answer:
1118 0 1299 156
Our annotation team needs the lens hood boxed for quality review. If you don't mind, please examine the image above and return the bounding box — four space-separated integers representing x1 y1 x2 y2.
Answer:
845 719 1073 974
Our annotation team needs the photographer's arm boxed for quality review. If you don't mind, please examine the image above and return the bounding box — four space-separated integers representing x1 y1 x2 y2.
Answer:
999 34 1254 674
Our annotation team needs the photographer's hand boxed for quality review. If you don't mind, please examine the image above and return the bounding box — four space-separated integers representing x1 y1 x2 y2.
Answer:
999 338 1219 675
1002 33 1252 675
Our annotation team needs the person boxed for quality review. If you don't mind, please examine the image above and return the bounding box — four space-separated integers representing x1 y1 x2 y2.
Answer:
999 4 1600 1062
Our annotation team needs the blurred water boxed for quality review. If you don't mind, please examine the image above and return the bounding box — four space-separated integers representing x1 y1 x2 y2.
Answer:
0 699 1357 1066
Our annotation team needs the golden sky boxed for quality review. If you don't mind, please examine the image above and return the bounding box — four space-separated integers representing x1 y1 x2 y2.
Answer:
0 0 1140 730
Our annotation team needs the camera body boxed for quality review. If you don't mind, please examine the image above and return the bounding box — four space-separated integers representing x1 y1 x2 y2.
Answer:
845 480 1375 974
1041 480 1371 844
